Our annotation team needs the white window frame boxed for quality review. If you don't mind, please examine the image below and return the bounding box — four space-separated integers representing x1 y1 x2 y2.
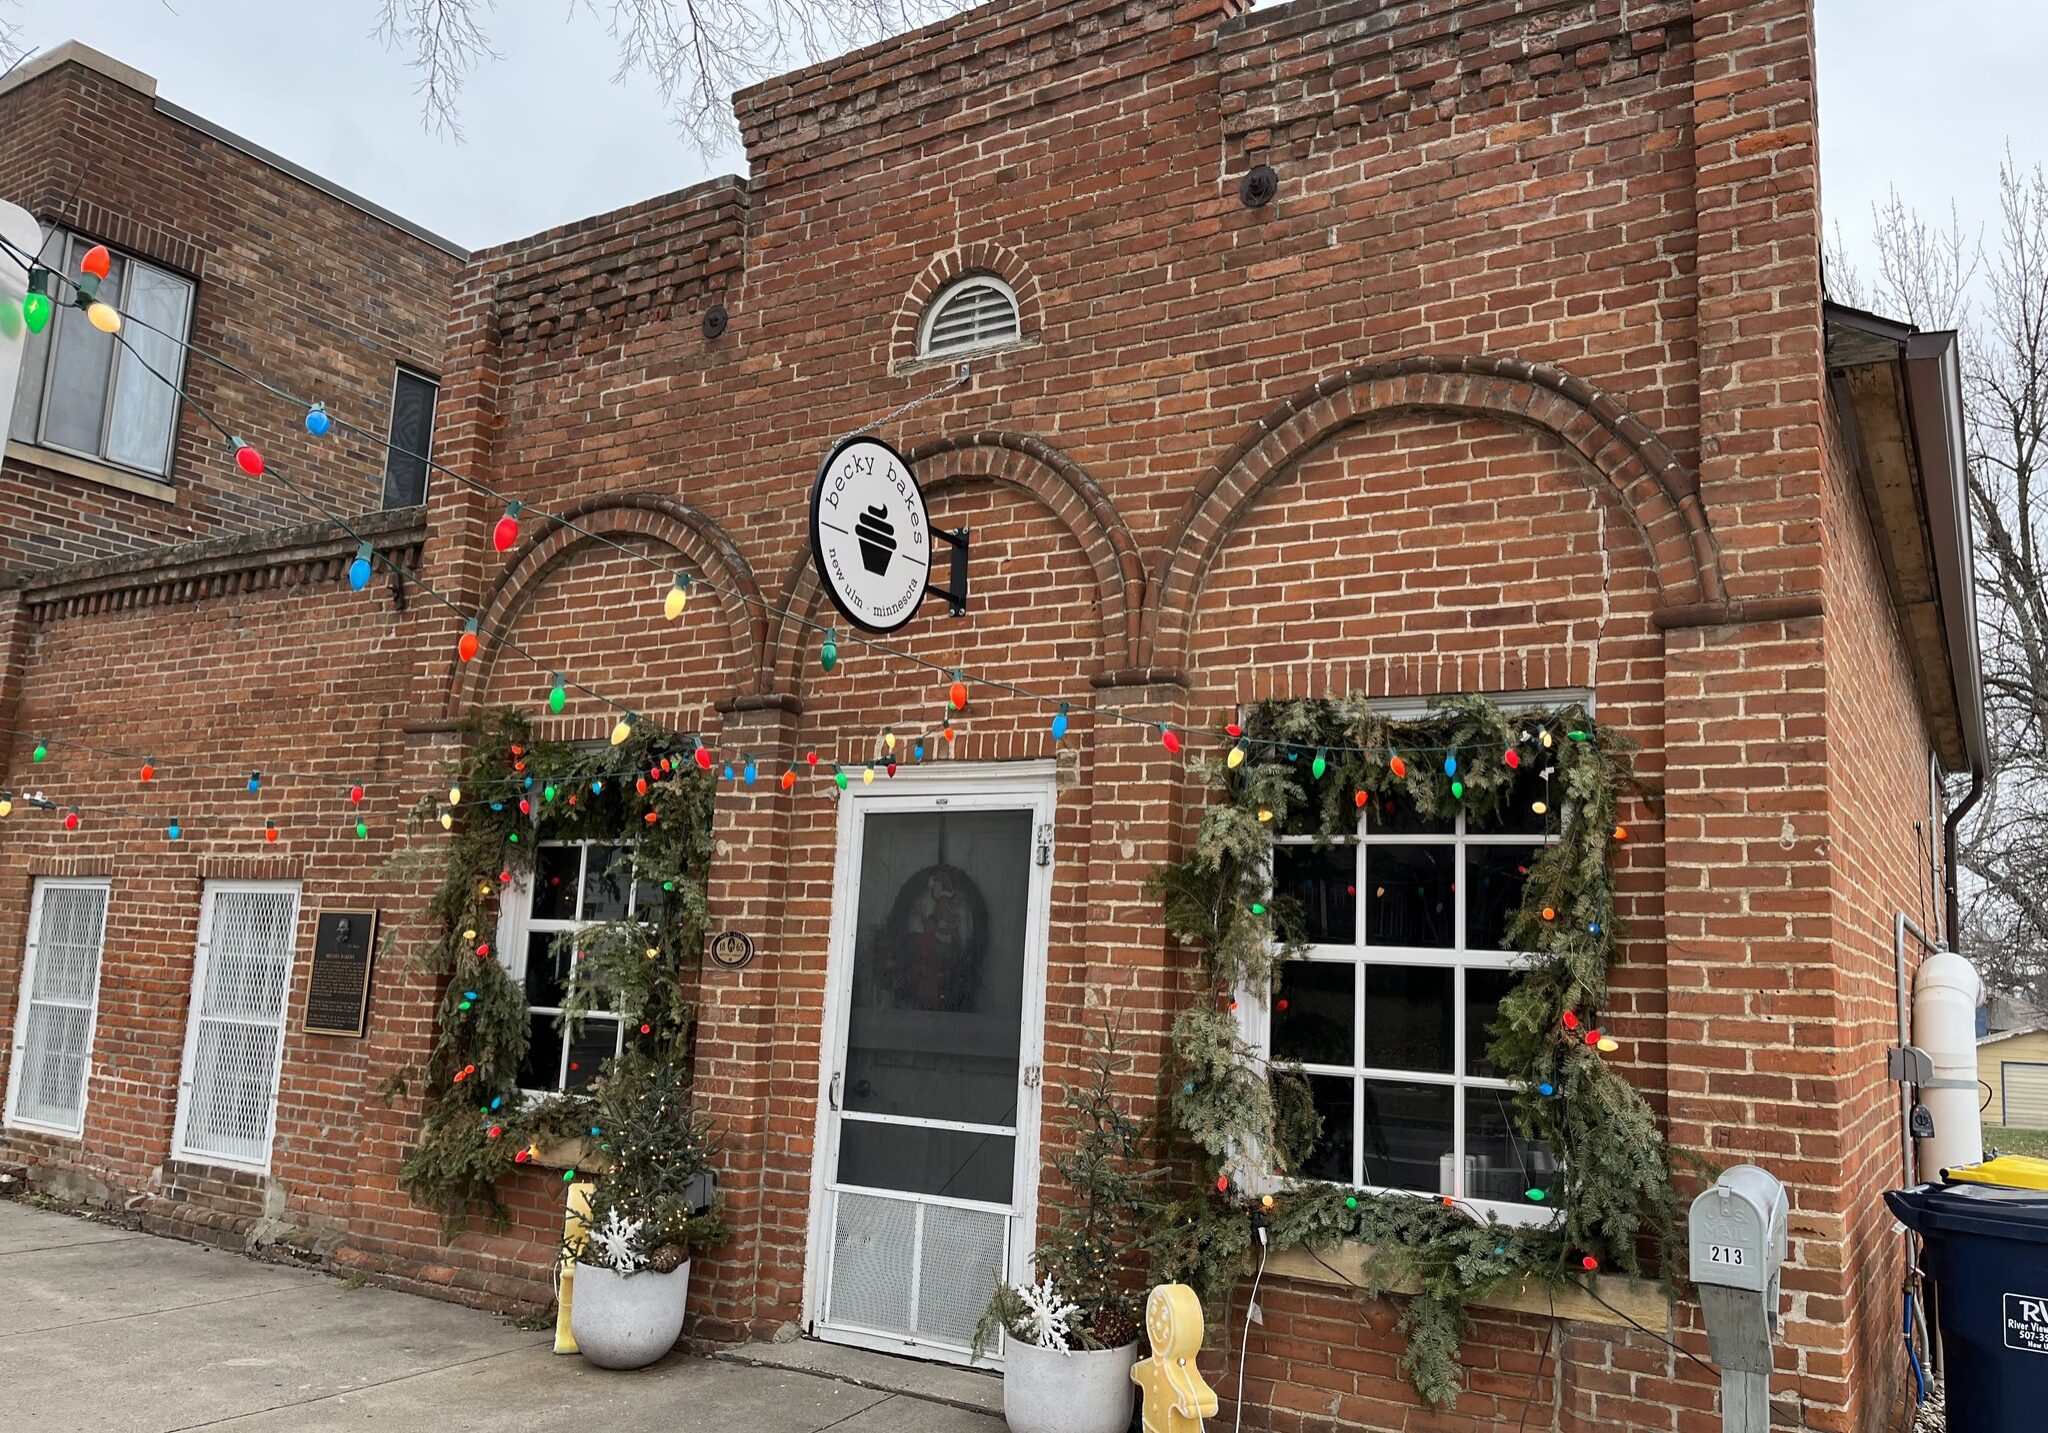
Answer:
915 274 1022 360
13 228 195 478
172 880 303 1173
4 877 112 1137
494 840 648 1095
1245 691 1593 1228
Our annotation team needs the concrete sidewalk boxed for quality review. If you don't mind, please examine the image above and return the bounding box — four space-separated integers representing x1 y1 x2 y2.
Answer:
0 1199 1003 1432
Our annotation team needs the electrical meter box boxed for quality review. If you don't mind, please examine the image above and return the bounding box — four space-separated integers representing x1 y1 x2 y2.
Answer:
1690 1163 1789 1294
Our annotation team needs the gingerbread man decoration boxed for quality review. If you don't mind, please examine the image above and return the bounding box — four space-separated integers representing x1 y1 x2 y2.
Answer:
1132 1283 1218 1433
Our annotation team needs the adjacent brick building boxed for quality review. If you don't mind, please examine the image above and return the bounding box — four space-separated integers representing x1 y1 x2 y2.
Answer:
0 42 462 575
0 5 1985 1433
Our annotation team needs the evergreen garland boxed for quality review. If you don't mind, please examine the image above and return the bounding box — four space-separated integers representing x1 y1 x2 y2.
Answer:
1145 695 1678 1407
390 706 716 1226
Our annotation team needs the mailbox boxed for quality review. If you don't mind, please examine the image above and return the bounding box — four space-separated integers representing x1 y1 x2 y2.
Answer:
1688 1164 1789 1433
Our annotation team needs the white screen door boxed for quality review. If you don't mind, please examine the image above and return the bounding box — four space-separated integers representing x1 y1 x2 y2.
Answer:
174 882 302 1169
807 767 1053 1363
5 879 111 1134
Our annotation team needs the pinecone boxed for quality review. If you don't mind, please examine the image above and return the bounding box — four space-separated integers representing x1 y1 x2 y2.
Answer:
647 1242 688 1273
1091 1303 1137 1348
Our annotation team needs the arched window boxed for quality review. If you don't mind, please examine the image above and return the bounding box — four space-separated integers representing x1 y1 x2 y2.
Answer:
916 275 1021 359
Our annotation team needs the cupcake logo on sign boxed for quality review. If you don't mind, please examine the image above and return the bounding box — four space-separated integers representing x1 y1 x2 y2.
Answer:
809 435 932 634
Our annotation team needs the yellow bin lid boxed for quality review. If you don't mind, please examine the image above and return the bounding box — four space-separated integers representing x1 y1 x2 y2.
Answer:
1948 1155 2048 1190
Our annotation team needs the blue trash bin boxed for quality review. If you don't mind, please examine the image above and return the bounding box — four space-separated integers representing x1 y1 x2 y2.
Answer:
1887 1181 2048 1431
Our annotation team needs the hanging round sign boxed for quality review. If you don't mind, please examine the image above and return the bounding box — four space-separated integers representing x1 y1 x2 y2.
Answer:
809 435 930 634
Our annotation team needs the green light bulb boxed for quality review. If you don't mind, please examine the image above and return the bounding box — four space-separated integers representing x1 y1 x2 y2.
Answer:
355 820 368 838
820 630 839 673
543 784 555 802
32 743 47 762
1450 780 1463 799
22 292 50 334
1311 751 1326 780
835 766 848 790
1250 903 1266 916
1525 1188 1547 1202
548 677 567 714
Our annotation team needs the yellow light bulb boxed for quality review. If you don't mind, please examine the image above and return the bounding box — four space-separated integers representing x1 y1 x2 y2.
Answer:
863 766 876 785
87 301 121 334
449 785 462 806
645 946 658 960
1540 730 1554 749
463 929 477 941
439 810 453 830
664 582 688 621
0 798 10 817
1227 747 1245 769
1256 808 1273 823
1531 800 1548 815
611 718 633 746
1597 1036 1619 1053
884 730 897 753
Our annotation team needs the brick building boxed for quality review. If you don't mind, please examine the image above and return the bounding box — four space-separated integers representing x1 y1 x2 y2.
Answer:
0 4 1985 1433
0 42 462 575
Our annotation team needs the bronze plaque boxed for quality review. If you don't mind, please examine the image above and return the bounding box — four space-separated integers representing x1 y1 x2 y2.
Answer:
708 929 755 969
304 910 377 1036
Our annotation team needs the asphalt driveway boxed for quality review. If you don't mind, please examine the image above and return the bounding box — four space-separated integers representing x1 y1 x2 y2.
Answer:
0 1199 1002 1433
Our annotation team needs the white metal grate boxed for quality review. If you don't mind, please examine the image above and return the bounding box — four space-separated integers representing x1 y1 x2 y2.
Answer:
918 277 1021 358
177 884 300 1167
916 1203 1007 1347
8 882 110 1132
829 1191 917 1334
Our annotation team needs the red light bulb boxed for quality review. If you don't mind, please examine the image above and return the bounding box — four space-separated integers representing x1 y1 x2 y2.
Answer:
265 822 279 843
806 750 818 766
780 769 796 790
887 761 898 778
1390 755 1408 778
1225 722 1243 738
644 810 659 824
1504 748 1521 769
1584 1029 1600 1047
492 503 521 553
139 762 155 782
1216 1176 1229 1193
694 747 713 770
81 245 112 279
1353 790 1368 809
349 784 364 803
457 623 480 663
518 799 530 815
636 778 649 795
1562 1010 1580 1031
1161 728 1182 754
234 444 264 476
63 810 80 831
949 679 967 710
1581 1255 1599 1272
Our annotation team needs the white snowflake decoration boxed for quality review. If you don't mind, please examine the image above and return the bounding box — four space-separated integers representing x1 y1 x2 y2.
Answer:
587 1207 647 1273
1012 1274 1081 1353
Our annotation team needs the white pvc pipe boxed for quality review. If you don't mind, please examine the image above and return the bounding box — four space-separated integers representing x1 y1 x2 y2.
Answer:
1914 949 1984 1181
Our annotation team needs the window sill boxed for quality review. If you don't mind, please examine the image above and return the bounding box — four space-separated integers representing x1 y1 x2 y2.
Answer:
1263 1243 1672 1330
6 441 177 504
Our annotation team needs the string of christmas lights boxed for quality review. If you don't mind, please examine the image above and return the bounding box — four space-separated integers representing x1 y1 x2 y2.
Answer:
3 234 1575 772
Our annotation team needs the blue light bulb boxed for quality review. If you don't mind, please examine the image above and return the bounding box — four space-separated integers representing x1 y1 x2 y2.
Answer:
167 821 181 840
1538 1082 1555 1097
347 541 372 592
1444 754 1457 776
591 780 603 794
1051 705 1069 741
305 404 331 436
248 771 261 792
743 760 757 785
913 744 924 760
723 763 735 781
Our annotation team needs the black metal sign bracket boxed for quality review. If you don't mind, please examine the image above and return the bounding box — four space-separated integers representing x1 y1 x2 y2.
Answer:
926 526 970 617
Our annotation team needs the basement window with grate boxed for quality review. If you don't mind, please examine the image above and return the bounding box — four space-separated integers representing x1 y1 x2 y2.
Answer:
916 275 1022 359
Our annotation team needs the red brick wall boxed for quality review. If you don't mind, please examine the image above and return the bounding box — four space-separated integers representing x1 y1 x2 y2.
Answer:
0 2 1954 1429
0 56 460 577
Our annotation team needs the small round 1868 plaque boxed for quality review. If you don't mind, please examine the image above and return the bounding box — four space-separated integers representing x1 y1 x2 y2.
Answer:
708 930 756 969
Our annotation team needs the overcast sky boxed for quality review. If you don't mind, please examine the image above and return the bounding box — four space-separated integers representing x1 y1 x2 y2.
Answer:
13 0 2043 272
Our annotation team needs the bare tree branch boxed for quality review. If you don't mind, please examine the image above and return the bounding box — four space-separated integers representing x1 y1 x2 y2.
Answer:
378 0 974 151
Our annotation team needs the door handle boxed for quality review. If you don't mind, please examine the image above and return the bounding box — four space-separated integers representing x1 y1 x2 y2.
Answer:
829 1072 843 1110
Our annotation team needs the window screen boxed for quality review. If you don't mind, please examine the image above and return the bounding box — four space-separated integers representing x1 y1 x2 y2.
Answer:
177 884 300 1168
6 881 111 1133
381 367 439 509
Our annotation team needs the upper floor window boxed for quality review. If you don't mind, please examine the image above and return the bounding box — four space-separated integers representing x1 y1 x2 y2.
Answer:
381 365 438 509
494 840 662 1094
10 230 194 478
916 275 1020 360
1253 697 1589 1223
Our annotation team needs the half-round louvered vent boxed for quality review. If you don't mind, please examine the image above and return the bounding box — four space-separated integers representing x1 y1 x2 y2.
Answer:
917 276 1022 359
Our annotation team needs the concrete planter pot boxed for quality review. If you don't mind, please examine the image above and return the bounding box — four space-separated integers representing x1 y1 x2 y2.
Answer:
1002 1338 1139 1433
570 1260 690 1369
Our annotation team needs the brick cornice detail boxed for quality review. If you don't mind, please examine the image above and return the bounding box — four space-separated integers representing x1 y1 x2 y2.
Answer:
1146 355 1726 669
10 507 428 623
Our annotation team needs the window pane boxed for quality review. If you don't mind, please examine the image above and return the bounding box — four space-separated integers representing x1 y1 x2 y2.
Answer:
633 877 668 921
10 299 50 441
520 1012 563 1090
105 264 189 473
1364 845 1454 949
581 846 630 920
1272 961 1353 1066
564 1017 617 1088
1364 785 1455 836
1465 1087 1559 1204
43 252 123 454
1271 843 1356 945
837 1122 1015 1204
1467 843 1545 953
1465 967 1520 1078
382 368 437 508
1298 1073 1354 1184
1362 964 1453 1072
1472 762 1558 837
531 847 581 921
525 932 568 1008
1359 1078 1454 1194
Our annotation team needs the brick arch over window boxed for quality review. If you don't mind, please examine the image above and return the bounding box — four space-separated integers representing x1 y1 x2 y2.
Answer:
444 495 764 718
889 242 1043 368
761 432 1140 691
1145 355 1726 671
